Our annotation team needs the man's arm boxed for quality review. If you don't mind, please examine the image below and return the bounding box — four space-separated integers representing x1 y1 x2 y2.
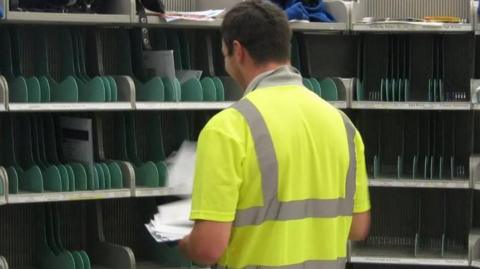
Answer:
350 130 371 241
179 220 232 265
349 210 370 241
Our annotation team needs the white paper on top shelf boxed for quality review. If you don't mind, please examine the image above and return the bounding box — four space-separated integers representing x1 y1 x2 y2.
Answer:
147 9 225 22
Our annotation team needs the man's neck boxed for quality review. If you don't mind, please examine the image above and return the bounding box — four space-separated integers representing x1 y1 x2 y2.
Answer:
242 62 289 89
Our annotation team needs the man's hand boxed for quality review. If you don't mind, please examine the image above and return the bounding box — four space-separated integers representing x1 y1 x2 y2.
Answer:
179 235 190 253
178 220 232 265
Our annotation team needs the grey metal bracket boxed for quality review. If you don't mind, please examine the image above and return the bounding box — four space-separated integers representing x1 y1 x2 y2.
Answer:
114 75 136 110
0 76 7 111
471 79 480 108
470 155 480 190
115 161 136 196
89 202 136 269
469 229 480 267
0 256 9 269
0 166 7 205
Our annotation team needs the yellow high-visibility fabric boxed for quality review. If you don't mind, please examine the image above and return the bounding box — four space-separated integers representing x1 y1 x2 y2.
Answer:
191 84 370 268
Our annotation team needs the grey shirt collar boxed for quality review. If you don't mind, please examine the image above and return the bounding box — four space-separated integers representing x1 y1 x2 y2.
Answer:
244 65 303 95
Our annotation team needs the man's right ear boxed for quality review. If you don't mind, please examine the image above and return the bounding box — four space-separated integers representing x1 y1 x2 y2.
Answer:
232 40 245 62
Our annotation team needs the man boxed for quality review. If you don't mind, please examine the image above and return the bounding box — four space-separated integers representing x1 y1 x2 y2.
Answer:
179 1 370 268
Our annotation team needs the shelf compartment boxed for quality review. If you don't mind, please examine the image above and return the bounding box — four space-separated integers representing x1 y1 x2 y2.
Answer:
8 76 135 112
351 188 471 266
0 114 135 204
354 110 472 185
97 111 208 194
100 198 194 268
0 25 135 110
0 202 135 269
355 34 473 105
5 0 132 24
134 0 349 32
351 0 473 33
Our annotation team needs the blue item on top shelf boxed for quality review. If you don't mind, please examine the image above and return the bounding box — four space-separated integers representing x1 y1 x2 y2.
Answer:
0 7 3 18
270 0 335 22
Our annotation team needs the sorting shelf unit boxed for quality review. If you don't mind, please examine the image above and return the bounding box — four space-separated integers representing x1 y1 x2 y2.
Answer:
0 201 136 269
133 0 350 33
0 25 135 111
350 188 472 266
0 113 135 204
353 110 472 188
95 110 211 198
1 1 480 268
100 198 194 269
353 33 474 110
351 0 473 33
294 33 355 108
3 0 133 24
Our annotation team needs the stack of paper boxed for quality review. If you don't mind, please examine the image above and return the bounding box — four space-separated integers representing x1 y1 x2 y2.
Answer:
146 198 194 242
147 9 225 23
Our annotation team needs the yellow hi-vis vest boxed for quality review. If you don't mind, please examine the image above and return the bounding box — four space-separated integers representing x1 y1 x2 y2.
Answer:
190 66 370 269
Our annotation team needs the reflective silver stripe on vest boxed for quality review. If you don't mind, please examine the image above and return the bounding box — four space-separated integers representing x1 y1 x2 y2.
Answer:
232 99 357 227
214 258 346 269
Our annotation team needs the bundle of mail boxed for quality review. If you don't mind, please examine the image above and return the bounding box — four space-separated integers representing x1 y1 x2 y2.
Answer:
146 140 196 242
146 198 194 243
148 9 224 23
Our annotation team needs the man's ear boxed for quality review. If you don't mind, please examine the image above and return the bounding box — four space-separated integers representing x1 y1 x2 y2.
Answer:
232 40 245 63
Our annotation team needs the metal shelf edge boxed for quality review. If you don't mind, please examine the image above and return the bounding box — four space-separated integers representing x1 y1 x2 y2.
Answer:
350 256 468 266
472 260 480 268
6 11 131 24
369 179 470 189
135 15 222 28
8 189 132 204
329 101 348 109
137 16 348 32
134 187 180 197
473 103 480 110
290 22 347 32
351 101 471 110
135 101 233 110
352 23 473 33
8 102 132 111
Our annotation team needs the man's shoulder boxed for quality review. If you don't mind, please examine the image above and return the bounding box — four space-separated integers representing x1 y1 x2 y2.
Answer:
203 104 247 132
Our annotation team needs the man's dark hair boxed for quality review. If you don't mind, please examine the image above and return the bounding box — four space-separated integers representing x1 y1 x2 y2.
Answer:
221 0 291 65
